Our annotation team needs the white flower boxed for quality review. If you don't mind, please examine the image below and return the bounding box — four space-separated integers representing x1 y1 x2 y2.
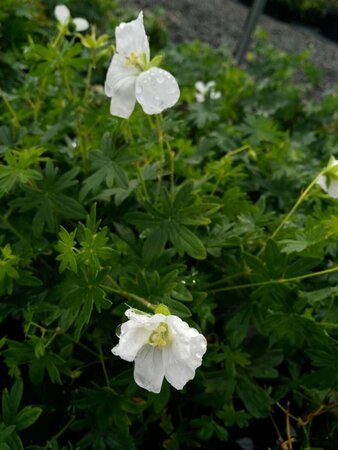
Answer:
316 157 338 199
195 80 221 103
104 12 180 119
54 4 89 32
112 308 207 393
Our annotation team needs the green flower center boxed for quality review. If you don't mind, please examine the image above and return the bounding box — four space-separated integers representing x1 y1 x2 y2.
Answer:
148 322 171 348
125 51 148 71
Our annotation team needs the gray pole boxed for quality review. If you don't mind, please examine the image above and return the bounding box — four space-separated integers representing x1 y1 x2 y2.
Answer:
235 0 268 65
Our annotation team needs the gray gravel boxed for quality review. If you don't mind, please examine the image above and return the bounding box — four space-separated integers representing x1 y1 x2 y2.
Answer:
123 0 338 90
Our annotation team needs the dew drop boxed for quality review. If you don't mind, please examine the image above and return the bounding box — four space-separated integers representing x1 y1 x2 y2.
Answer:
115 324 122 338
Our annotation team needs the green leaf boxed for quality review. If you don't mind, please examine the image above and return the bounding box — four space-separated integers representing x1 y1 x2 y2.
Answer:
55 226 78 273
168 223 206 259
14 406 42 431
236 375 273 418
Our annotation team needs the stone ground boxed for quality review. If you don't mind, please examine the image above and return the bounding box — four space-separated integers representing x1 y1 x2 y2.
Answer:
123 0 338 91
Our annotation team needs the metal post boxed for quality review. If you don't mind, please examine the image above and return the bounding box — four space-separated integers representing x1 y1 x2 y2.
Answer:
235 0 268 65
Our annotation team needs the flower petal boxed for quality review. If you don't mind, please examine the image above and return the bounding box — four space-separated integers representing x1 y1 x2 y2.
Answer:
195 92 205 103
134 345 164 393
54 4 70 25
195 81 207 94
111 309 167 361
316 175 327 193
163 316 207 390
73 17 89 32
327 180 338 198
163 346 196 390
167 316 207 368
136 68 180 115
105 54 139 118
115 11 150 61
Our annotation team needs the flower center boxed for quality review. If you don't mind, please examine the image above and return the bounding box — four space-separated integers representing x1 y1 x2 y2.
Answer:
148 322 171 348
125 51 148 71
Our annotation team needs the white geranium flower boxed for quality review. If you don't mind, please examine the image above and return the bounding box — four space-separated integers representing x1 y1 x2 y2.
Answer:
54 4 89 32
195 80 221 103
104 12 180 119
316 157 338 199
112 308 207 393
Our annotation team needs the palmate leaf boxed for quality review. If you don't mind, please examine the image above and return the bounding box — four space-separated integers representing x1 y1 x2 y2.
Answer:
127 182 219 260
58 267 112 339
80 132 132 200
0 148 44 196
3 341 65 385
11 162 86 236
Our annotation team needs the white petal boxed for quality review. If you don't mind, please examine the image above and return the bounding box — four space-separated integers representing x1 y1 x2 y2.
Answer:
112 326 150 362
316 175 328 193
111 309 166 361
73 17 89 32
210 90 221 100
195 92 205 103
206 81 216 90
163 316 207 390
167 315 207 368
105 54 139 118
54 4 70 25
136 68 180 115
163 346 196 390
327 180 338 198
134 345 164 393
115 11 150 61
195 81 207 94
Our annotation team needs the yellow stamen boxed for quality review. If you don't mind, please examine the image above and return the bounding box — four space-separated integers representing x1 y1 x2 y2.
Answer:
148 322 171 348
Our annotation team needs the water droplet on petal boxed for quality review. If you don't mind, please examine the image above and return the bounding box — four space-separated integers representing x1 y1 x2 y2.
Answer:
115 324 122 338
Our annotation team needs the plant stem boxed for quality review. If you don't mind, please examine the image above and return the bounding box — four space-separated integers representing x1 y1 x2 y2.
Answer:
84 59 94 102
155 114 164 196
105 276 156 311
0 91 20 127
98 344 110 388
211 144 251 195
259 169 325 255
211 265 338 293
136 161 149 202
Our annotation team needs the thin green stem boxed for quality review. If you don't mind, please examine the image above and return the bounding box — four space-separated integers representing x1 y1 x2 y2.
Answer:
98 344 110 388
167 141 175 195
259 169 325 255
84 60 94 103
0 92 20 127
211 265 338 293
211 145 251 196
155 114 164 196
105 276 156 311
136 162 149 202
52 27 66 48
49 415 75 443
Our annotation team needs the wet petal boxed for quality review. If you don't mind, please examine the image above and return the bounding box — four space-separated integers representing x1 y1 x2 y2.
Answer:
167 315 207 369
54 4 70 25
163 346 196 390
115 11 150 61
134 345 164 393
112 326 150 362
163 317 207 390
111 309 167 361
136 68 180 115
73 17 89 32
105 54 139 118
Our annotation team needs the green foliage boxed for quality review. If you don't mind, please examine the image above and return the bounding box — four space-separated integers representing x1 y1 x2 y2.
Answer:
0 1 338 448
